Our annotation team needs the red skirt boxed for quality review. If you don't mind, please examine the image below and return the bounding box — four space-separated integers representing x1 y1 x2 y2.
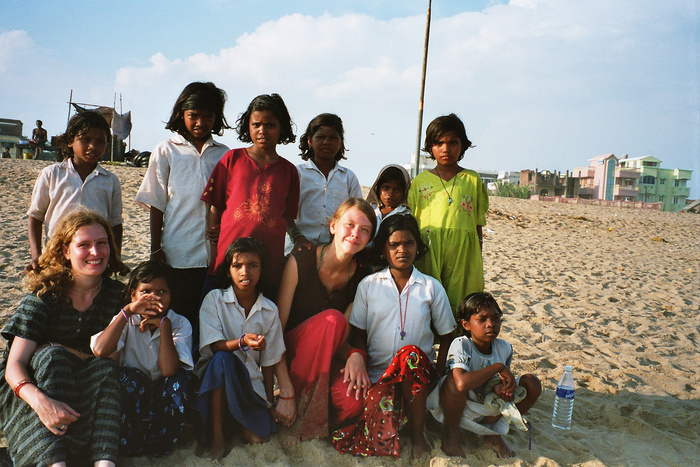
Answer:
285 309 362 440
331 345 434 457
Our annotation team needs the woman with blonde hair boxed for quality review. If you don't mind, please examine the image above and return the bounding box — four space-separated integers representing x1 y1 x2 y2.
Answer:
276 198 376 443
1 210 123 466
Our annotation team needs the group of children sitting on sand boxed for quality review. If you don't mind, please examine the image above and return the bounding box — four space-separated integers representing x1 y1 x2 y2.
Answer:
12 81 541 460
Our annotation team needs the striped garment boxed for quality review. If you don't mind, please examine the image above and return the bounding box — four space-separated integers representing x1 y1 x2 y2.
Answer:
0 279 124 465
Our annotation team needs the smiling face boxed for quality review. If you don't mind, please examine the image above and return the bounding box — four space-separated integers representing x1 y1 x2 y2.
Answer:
229 252 262 296
309 126 342 163
131 277 171 318
431 131 462 169
69 127 108 167
383 229 417 274
62 223 110 279
463 305 502 353
330 207 373 256
249 110 281 151
183 108 215 144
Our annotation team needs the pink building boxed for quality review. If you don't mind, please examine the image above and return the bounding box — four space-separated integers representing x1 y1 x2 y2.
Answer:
571 154 640 201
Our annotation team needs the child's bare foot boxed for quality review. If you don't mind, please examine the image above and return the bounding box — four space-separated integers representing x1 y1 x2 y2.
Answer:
278 426 301 448
411 434 431 459
243 428 268 444
200 439 226 460
484 435 515 458
441 430 465 457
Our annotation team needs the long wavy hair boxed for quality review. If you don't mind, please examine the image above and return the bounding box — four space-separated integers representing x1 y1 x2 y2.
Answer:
24 210 120 303
165 81 231 137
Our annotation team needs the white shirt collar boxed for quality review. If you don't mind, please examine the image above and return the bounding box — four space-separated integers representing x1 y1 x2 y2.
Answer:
60 157 109 177
221 286 265 318
376 266 426 288
301 159 345 176
169 132 222 152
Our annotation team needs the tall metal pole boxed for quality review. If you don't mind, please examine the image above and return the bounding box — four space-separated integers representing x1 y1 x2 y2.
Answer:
412 0 432 178
66 89 73 126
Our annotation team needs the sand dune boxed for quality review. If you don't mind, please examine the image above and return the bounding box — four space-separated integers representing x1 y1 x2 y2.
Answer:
1 159 698 466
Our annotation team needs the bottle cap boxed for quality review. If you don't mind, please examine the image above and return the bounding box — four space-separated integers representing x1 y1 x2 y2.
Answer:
565 365 573 371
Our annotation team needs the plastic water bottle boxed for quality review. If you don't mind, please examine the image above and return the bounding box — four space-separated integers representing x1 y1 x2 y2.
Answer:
551 365 575 429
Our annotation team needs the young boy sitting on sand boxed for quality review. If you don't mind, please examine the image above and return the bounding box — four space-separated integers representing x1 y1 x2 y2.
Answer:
427 292 541 458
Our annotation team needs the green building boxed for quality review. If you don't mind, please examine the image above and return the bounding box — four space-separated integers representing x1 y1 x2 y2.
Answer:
617 155 692 212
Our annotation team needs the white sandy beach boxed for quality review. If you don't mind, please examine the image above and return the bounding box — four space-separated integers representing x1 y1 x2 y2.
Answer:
1 158 698 466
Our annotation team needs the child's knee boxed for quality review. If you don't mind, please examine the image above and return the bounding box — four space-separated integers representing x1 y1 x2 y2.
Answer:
442 372 468 396
519 374 542 398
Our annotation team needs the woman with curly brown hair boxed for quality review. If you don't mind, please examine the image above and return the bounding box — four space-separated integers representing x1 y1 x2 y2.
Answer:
1 210 124 466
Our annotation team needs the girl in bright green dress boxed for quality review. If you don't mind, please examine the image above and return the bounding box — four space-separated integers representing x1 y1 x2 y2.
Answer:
408 114 488 315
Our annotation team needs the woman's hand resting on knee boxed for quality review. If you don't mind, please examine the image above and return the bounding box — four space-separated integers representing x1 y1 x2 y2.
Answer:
341 352 371 400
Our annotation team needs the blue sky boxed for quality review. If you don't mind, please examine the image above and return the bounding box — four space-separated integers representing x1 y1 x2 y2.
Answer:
2 0 698 198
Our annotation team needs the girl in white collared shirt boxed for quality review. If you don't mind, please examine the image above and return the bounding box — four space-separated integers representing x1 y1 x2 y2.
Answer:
333 214 456 458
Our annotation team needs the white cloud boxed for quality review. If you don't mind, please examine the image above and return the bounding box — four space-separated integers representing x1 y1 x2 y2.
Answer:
10 0 693 195
0 30 32 73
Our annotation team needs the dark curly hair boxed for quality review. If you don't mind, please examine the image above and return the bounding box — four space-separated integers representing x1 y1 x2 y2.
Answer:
422 113 473 161
456 292 502 337
298 113 347 161
166 82 231 137
60 111 111 159
235 94 295 145
372 214 427 268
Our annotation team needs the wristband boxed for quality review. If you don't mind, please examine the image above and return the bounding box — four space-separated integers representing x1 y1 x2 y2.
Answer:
348 348 367 361
289 228 305 242
13 379 34 398
150 248 162 256
120 308 129 322
239 333 250 352
278 394 296 400
159 316 167 328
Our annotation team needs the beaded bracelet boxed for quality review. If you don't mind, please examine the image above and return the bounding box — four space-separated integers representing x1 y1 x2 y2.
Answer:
239 333 250 352
348 348 367 361
13 379 34 398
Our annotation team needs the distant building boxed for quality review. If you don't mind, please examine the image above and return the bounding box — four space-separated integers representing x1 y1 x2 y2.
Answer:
497 170 521 185
520 169 578 198
476 170 498 191
0 118 23 157
569 154 692 212
571 153 641 202
617 155 692 212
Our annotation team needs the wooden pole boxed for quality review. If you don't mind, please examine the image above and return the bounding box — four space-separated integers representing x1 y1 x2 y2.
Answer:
412 0 432 178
